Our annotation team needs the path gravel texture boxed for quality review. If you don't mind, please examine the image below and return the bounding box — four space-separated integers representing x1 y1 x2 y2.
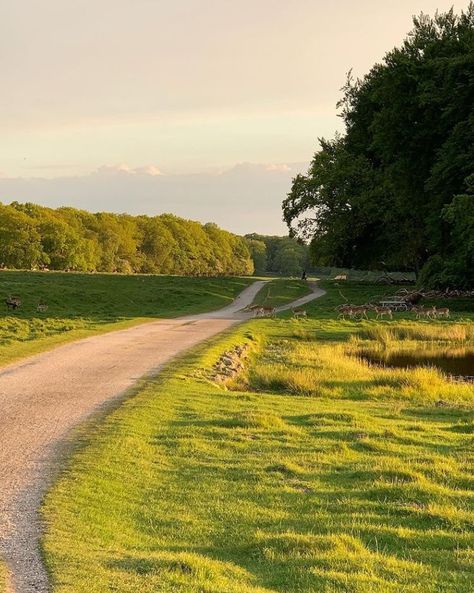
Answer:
0 280 324 593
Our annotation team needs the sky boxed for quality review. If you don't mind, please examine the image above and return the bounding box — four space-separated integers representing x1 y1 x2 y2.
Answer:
0 0 468 235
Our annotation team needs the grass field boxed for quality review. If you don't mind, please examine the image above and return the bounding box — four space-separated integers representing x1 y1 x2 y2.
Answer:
0 565 6 592
42 282 474 593
250 279 311 308
0 271 254 367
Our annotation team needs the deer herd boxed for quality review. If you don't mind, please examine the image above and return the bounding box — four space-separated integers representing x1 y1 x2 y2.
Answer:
336 303 450 320
4 294 450 322
242 302 450 321
243 303 310 319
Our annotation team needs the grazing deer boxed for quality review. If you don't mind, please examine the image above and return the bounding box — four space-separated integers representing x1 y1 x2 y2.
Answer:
5 296 21 310
37 303 48 313
373 305 393 320
292 308 307 320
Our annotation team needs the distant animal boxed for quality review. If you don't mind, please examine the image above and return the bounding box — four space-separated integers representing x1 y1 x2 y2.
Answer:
337 304 354 320
37 303 48 312
433 306 450 318
336 304 368 320
350 305 370 320
243 304 262 313
415 306 435 319
373 305 393 320
292 308 307 319
5 296 21 310
256 306 276 318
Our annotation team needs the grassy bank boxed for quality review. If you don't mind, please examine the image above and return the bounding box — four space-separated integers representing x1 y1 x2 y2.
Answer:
0 271 253 367
42 283 474 592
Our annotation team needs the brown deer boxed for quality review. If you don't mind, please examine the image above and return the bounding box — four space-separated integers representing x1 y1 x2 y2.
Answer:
243 304 263 313
256 306 276 318
337 304 353 319
351 305 370 320
415 306 436 319
373 305 393 320
292 308 307 320
433 306 450 318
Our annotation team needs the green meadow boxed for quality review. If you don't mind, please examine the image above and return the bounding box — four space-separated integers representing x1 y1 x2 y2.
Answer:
250 278 311 308
0 271 254 367
42 282 474 593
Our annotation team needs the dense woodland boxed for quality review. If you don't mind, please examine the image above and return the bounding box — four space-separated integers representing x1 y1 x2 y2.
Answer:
0 202 254 276
284 6 474 288
0 202 309 277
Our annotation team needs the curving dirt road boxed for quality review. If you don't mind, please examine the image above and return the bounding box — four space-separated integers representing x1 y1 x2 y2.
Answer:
0 280 325 593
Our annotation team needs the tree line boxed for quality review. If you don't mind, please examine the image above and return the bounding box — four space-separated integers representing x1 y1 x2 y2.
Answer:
245 234 308 276
283 5 474 289
0 202 254 276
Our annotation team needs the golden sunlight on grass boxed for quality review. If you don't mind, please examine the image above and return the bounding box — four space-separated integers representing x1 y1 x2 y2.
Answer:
42 284 473 593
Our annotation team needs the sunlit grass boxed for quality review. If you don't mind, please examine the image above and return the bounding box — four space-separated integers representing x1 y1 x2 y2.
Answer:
0 271 253 366
250 278 311 308
359 323 474 345
244 338 473 405
42 283 474 593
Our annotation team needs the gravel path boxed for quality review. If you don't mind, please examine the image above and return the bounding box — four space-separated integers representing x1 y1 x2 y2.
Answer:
0 280 324 593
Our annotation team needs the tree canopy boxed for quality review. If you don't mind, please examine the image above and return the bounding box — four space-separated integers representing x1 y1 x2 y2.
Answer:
0 202 254 276
245 234 308 276
283 4 474 288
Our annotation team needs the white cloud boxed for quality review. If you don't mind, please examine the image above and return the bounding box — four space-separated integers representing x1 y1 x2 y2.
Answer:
134 165 164 177
95 164 164 176
0 162 308 235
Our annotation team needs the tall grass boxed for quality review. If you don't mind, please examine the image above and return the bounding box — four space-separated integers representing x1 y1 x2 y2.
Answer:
246 339 473 405
362 323 474 343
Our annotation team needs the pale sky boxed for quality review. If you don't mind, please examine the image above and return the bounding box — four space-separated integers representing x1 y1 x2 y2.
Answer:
0 0 468 234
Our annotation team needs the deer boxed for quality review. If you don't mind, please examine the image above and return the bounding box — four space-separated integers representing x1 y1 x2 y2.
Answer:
37 302 48 313
373 305 393 320
415 306 436 319
350 305 370 320
292 308 307 320
257 306 276 318
336 304 354 319
5 296 21 310
433 306 450 318
243 304 263 313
